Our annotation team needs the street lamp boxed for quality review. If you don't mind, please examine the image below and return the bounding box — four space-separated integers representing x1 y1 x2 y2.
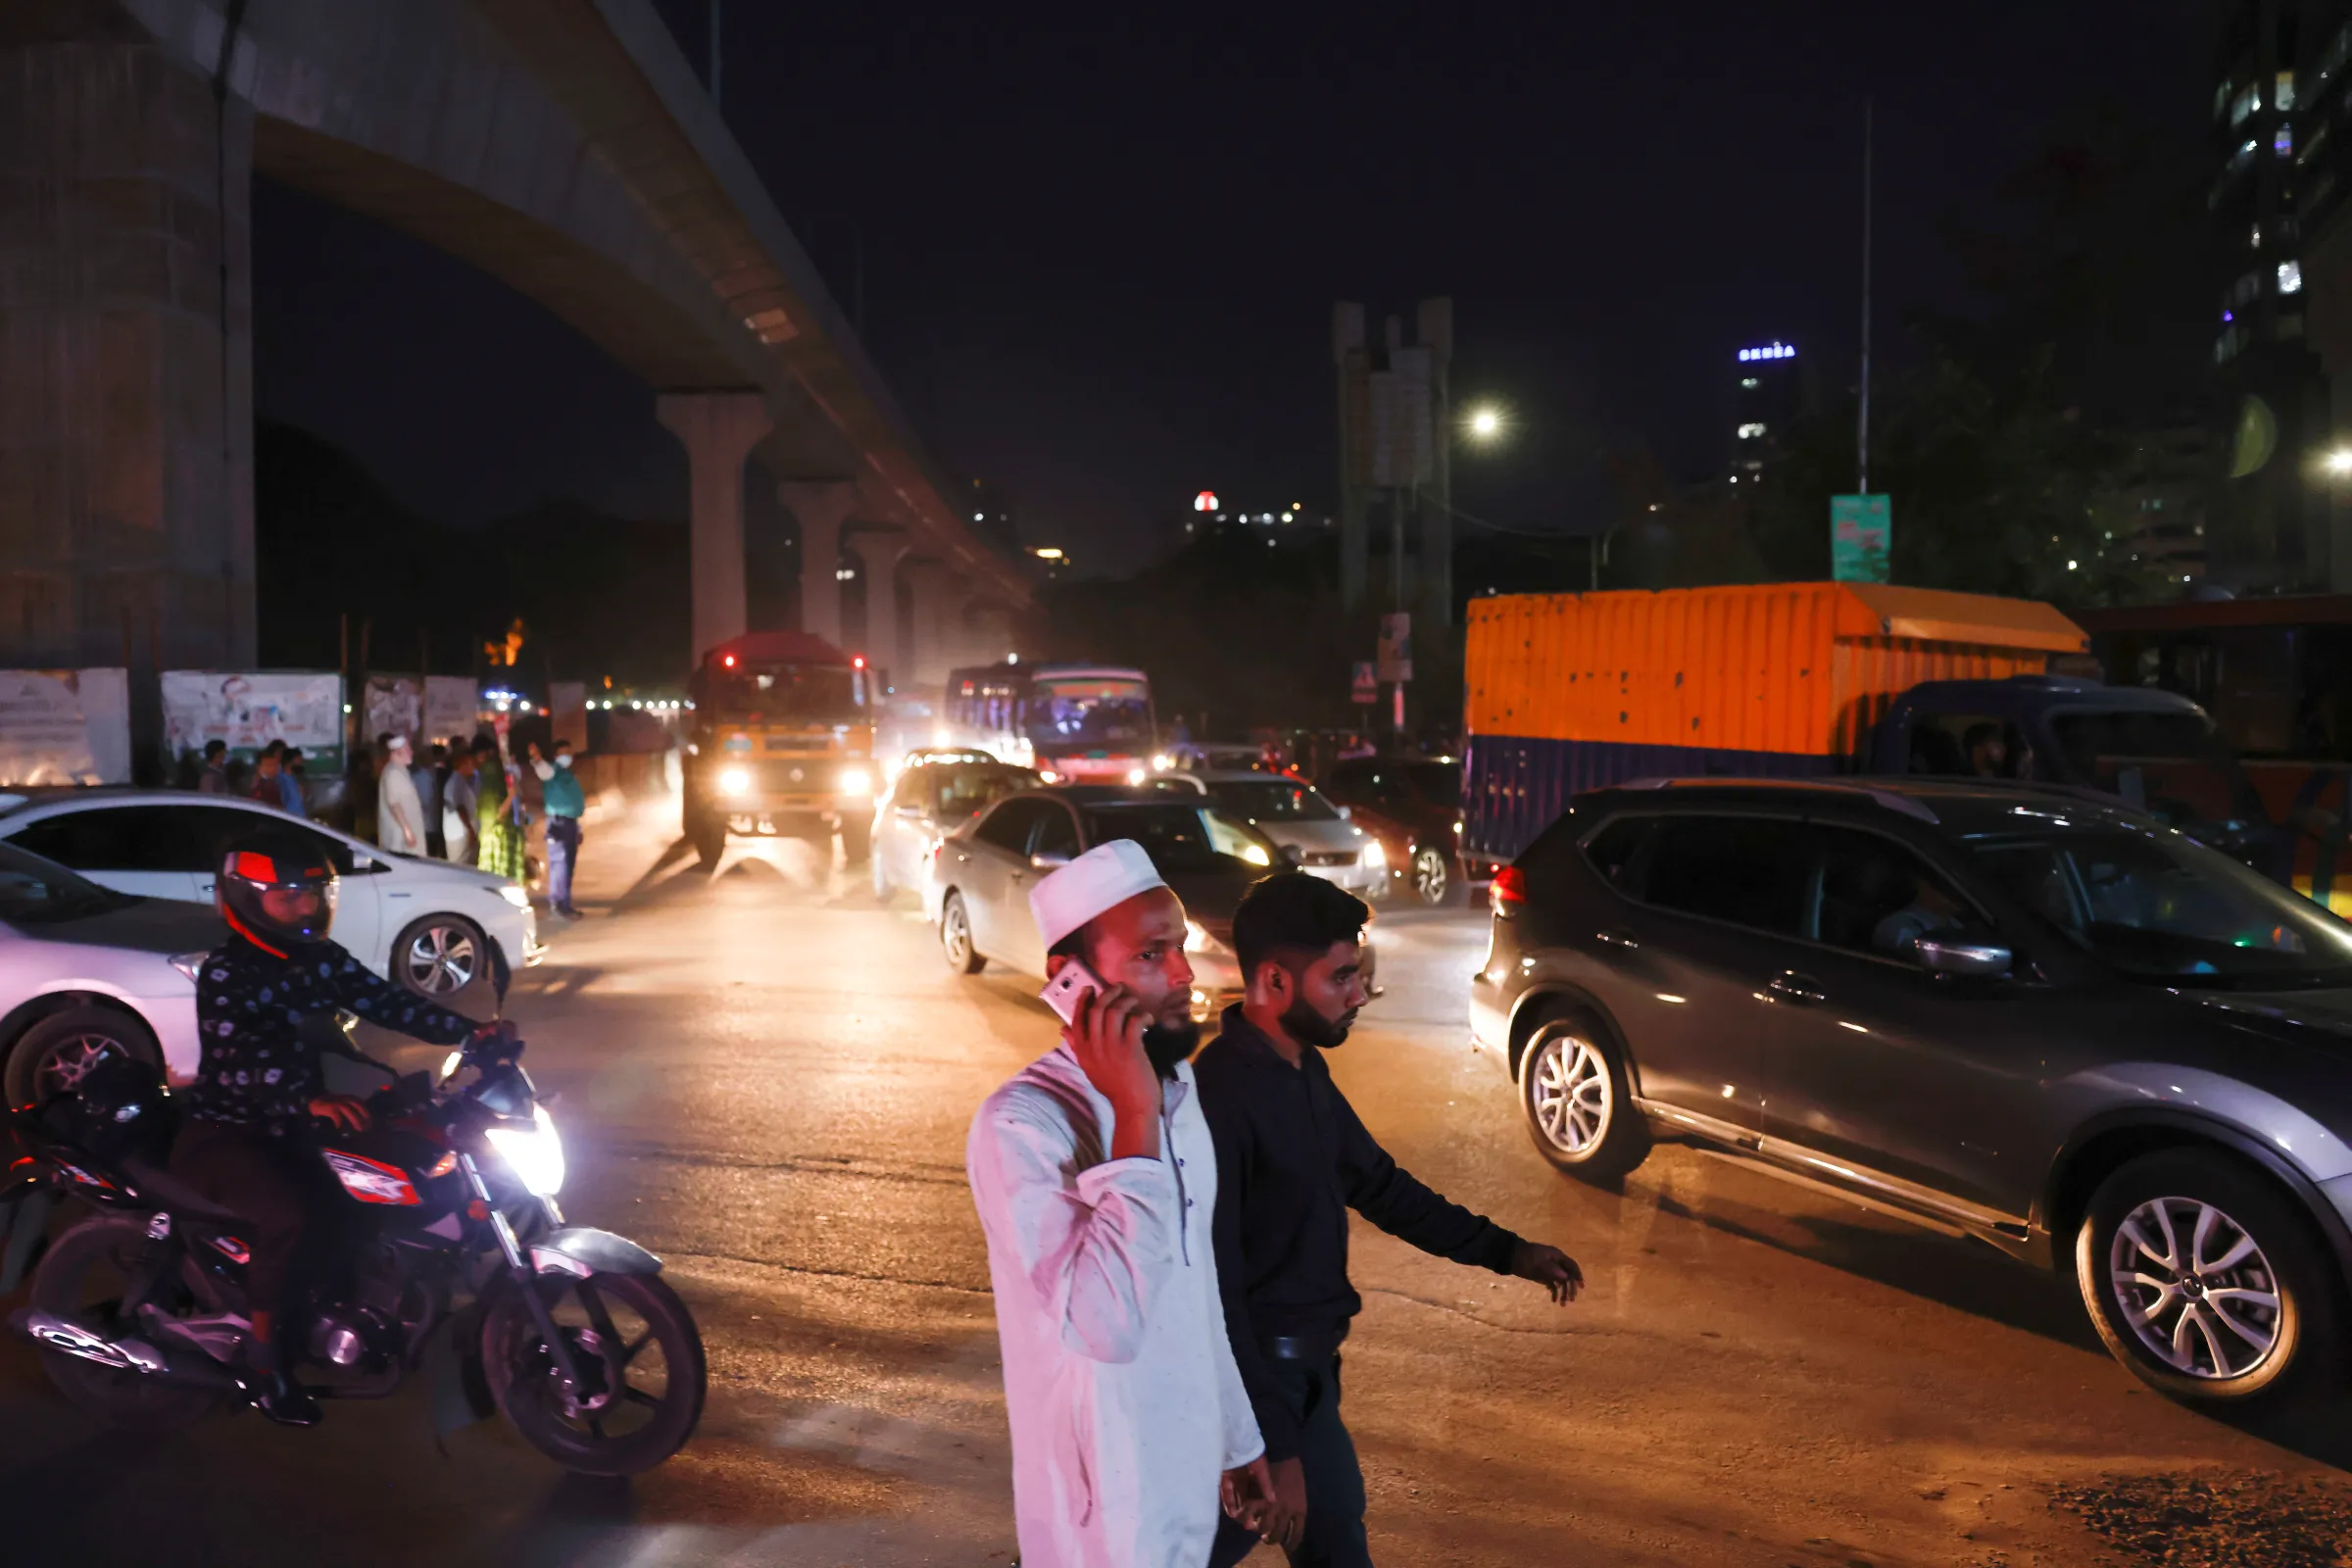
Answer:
2327 449 2352 476
1462 403 1507 444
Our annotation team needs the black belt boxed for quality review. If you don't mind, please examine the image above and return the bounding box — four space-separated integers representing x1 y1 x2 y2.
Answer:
1261 1328 1348 1362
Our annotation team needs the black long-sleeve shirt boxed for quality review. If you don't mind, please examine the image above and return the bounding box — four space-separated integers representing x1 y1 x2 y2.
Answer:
189 935 476 1136
1194 1005 1522 1460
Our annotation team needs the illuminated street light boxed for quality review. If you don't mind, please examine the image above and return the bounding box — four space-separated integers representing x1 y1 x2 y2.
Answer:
1463 404 1507 444
2327 449 2352 476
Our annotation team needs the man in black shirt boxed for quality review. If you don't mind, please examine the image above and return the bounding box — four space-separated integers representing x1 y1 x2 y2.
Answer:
173 827 494 1424
1197 872 1582 1566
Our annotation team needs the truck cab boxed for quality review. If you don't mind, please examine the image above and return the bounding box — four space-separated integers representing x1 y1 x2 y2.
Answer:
682 632 877 867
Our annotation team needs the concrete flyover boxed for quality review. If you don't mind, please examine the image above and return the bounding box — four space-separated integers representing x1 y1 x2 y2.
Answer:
0 0 1027 699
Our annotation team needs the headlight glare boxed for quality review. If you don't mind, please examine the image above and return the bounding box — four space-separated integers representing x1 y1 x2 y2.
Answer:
484 1104 566 1197
1360 839 1386 869
838 766 874 798
717 766 752 797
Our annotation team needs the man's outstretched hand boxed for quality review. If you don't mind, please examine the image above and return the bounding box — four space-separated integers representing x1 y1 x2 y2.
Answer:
1510 1239 1584 1304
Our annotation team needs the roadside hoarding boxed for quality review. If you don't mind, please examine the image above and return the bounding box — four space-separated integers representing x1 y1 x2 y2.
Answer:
425 677 477 747
162 670 346 774
0 668 131 785
1832 494 1892 583
1351 662 1378 704
363 674 423 747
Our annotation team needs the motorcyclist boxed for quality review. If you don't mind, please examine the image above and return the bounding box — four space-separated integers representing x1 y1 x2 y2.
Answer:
172 826 506 1425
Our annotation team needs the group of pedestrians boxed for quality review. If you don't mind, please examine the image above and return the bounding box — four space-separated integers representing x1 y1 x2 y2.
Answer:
371 732 584 916
190 738 310 816
968 845 1580 1567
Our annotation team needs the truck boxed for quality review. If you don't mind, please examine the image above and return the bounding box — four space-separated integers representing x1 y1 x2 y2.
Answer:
681 632 878 868
1459 582 2328 902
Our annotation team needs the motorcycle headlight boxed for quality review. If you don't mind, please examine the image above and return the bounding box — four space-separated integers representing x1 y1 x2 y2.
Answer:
484 1104 566 1197
718 766 752 797
498 883 531 908
837 765 874 798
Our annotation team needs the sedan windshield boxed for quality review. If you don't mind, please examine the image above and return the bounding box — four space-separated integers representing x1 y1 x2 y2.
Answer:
1208 780 1339 823
0 841 127 924
1970 819 2352 987
1083 804 1274 874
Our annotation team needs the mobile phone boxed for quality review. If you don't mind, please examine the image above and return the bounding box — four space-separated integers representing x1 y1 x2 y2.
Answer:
1040 959 1106 1026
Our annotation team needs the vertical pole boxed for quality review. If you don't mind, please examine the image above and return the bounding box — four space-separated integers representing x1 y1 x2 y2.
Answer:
1857 98 1874 496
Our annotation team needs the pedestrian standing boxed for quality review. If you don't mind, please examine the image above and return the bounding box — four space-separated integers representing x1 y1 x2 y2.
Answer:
196 740 230 795
966 840 1278 1568
442 747 480 865
474 740 527 883
1197 873 1584 1568
535 737 586 918
416 743 447 858
375 736 424 856
250 743 291 812
280 748 310 816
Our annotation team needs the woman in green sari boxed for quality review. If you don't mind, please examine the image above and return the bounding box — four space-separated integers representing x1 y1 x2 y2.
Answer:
475 743 527 883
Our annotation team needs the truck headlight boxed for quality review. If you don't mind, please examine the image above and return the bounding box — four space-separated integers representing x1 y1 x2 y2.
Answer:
498 884 531 908
838 766 874 798
718 765 752 797
484 1105 566 1197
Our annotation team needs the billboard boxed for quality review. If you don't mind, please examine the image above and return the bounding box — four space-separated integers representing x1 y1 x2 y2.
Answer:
163 671 345 772
425 677 478 747
363 674 423 748
0 668 131 785
1832 495 1892 583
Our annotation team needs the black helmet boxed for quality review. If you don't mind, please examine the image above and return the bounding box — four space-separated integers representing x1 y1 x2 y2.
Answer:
217 827 338 953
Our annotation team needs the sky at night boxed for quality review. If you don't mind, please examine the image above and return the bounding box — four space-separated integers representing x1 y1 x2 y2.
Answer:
252 1 2209 577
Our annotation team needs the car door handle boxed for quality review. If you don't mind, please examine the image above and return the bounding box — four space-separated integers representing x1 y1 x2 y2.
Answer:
1594 929 1639 950
1766 971 1826 1005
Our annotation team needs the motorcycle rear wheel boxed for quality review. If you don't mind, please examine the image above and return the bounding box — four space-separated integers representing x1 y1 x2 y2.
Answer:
482 1270 706 1475
29 1216 225 1431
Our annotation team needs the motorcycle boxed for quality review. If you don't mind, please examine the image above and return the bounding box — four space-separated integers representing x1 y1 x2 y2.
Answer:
0 1026 705 1476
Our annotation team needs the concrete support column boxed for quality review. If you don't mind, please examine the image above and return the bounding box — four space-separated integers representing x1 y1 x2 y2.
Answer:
777 479 858 649
902 557 961 691
656 390 771 662
0 32 256 671
844 527 910 686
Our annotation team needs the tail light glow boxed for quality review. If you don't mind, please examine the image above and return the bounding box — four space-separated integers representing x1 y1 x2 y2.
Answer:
1490 864 1527 916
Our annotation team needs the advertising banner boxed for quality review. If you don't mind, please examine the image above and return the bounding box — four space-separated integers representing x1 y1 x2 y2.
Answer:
363 675 423 748
1376 612 1413 683
163 670 346 773
1832 494 1892 583
1351 662 1378 705
0 668 131 785
425 676 478 747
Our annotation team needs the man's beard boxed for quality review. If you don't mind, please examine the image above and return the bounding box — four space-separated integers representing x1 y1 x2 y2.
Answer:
1143 1019 1201 1076
1281 997 1357 1051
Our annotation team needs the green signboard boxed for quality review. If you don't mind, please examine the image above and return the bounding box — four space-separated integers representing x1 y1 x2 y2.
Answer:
1832 494 1890 583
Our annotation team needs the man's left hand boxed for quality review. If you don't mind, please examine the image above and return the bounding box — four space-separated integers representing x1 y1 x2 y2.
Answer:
1220 1455 1278 1534
1509 1239 1584 1304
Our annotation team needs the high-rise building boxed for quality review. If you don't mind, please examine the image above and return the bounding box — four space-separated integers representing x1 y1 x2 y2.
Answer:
2209 2 2340 589
1729 340 1809 485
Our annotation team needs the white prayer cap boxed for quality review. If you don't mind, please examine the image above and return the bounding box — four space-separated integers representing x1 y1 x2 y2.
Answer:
1030 839 1168 952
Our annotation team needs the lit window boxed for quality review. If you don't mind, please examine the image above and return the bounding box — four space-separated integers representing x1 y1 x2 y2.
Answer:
2278 71 2297 112
2280 260 2304 294
1738 422 1766 440
2252 222 2263 248
2276 124 2294 157
1740 376 1759 389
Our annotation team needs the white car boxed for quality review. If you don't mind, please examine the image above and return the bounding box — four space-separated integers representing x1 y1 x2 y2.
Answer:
1155 770 1387 898
871 755 1041 899
0 839 216 1105
0 791 542 1001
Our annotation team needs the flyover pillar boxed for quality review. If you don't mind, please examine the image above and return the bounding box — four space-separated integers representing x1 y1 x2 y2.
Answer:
657 391 771 662
0 32 257 672
902 558 962 692
844 528 910 688
777 479 857 649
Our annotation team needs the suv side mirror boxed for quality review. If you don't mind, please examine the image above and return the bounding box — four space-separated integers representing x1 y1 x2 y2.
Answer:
1916 937 2011 978
1030 850 1071 870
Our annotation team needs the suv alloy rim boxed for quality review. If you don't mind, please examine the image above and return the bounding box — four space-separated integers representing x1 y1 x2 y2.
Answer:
1531 1034 1610 1155
945 901 971 965
2108 1195 2281 1380
37 1033 122 1099
404 922 478 994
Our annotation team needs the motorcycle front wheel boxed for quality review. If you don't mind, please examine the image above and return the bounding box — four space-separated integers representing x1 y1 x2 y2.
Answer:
481 1270 707 1475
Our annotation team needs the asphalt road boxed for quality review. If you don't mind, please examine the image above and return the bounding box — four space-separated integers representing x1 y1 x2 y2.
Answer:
3 799 2350 1567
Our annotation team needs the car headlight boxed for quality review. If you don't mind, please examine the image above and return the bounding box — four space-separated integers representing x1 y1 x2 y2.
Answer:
1127 766 1149 786
483 1104 565 1197
440 1050 465 1083
1359 838 1386 869
498 884 531 908
1239 842 1270 867
838 765 874 798
1152 754 1171 772
717 765 752 797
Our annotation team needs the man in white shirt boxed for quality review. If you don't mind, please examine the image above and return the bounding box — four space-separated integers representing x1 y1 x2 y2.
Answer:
967 840 1280 1567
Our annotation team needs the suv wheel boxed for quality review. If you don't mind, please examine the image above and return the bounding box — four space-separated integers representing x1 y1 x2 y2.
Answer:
1517 1015 1648 1182
2076 1149 2342 1405
1410 846 1451 906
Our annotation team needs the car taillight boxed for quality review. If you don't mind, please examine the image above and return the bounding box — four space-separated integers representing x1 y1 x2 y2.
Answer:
1490 864 1527 915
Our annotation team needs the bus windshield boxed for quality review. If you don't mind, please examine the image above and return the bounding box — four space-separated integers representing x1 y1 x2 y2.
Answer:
1028 677 1151 750
701 664 862 725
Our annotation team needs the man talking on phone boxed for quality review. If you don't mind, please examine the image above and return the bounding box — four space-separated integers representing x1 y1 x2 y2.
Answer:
1198 872 1584 1566
967 839 1281 1566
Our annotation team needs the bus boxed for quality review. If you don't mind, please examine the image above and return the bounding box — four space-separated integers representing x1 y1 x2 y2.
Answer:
943 661 1156 784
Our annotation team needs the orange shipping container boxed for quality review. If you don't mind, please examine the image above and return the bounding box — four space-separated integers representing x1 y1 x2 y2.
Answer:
1460 582 2086 859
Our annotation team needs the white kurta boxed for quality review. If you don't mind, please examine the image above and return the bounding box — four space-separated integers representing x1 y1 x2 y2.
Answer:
376 764 422 854
968 1045 1263 1568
